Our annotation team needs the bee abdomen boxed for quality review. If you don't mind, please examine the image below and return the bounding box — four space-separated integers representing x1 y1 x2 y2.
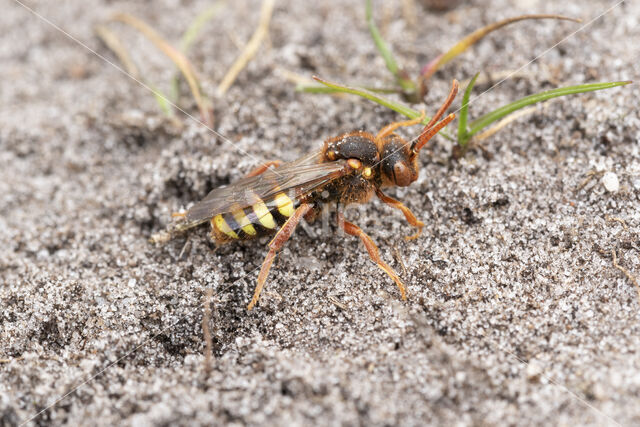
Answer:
211 192 296 242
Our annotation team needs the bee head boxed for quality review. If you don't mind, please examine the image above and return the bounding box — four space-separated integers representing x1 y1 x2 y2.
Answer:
379 135 419 187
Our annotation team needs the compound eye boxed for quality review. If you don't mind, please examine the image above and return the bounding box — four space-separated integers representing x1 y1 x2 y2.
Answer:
347 158 362 170
393 162 413 186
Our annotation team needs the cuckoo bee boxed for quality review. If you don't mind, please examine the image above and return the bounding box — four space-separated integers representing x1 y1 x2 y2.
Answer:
160 80 459 310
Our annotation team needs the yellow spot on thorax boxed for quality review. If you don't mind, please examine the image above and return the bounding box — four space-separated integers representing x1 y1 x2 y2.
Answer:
347 158 362 170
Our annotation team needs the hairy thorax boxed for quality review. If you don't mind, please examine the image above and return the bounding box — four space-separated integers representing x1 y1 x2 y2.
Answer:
319 131 383 206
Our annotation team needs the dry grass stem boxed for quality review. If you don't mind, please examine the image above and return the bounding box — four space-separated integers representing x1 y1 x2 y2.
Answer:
275 67 317 87
422 14 581 81
605 216 629 230
611 249 640 303
112 12 213 126
202 288 214 375
475 105 539 141
392 245 408 276
328 295 348 311
217 0 276 96
95 25 140 78
577 170 605 191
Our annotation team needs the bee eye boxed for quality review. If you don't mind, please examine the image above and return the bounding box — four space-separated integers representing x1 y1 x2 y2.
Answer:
392 162 413 187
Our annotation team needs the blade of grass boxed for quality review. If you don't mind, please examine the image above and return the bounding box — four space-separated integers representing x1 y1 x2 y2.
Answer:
365 0 416 95
313 76 455 141
171 1 226 102
474 105 538 141
112 12 213 126
94 24 140 79
421 14 581 82
278 68 399 94
180 1 226 52
217 0 275 96
467 81 632 138
149 83 174 116
457 72 479 146
96 24 179 120
297 84 400 95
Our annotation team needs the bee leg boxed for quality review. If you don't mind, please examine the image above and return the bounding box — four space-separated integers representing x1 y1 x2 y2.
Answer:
374 110 426 143
246 160 282 178
337 212 407 300
375 189 424 241
247 203 313 310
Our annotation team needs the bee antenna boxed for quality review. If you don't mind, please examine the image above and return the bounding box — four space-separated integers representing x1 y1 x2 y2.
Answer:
412 80 459 153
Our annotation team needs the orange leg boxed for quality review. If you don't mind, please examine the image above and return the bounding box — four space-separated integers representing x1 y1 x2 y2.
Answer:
247 203 313 310
376 190 424 241
337 212 407 300
246 160 282 178
375 110 426 142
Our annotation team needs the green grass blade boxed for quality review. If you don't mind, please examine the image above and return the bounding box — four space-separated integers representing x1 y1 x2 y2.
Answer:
366 0 398 75
313 76 416 117
171 1 226 101
365 0 415 94
180 1 226 52
113 12 213 126
458 72 479 146
149 83 174 116
297 85 343 94
467 81 632 138
313 76 455 141
296 84 399 94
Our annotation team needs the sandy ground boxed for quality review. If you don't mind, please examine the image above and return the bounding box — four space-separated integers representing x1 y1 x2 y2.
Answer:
1 0 639 425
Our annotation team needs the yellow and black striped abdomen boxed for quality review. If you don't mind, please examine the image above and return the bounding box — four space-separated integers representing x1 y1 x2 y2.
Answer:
211 192 296 242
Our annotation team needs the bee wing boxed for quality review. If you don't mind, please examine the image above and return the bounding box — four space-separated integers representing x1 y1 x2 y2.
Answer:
178 151 347 229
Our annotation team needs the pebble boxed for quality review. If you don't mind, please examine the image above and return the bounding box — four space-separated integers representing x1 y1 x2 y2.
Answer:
601 171 620 193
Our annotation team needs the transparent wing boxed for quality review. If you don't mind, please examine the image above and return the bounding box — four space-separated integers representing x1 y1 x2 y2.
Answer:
177 151 347 230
